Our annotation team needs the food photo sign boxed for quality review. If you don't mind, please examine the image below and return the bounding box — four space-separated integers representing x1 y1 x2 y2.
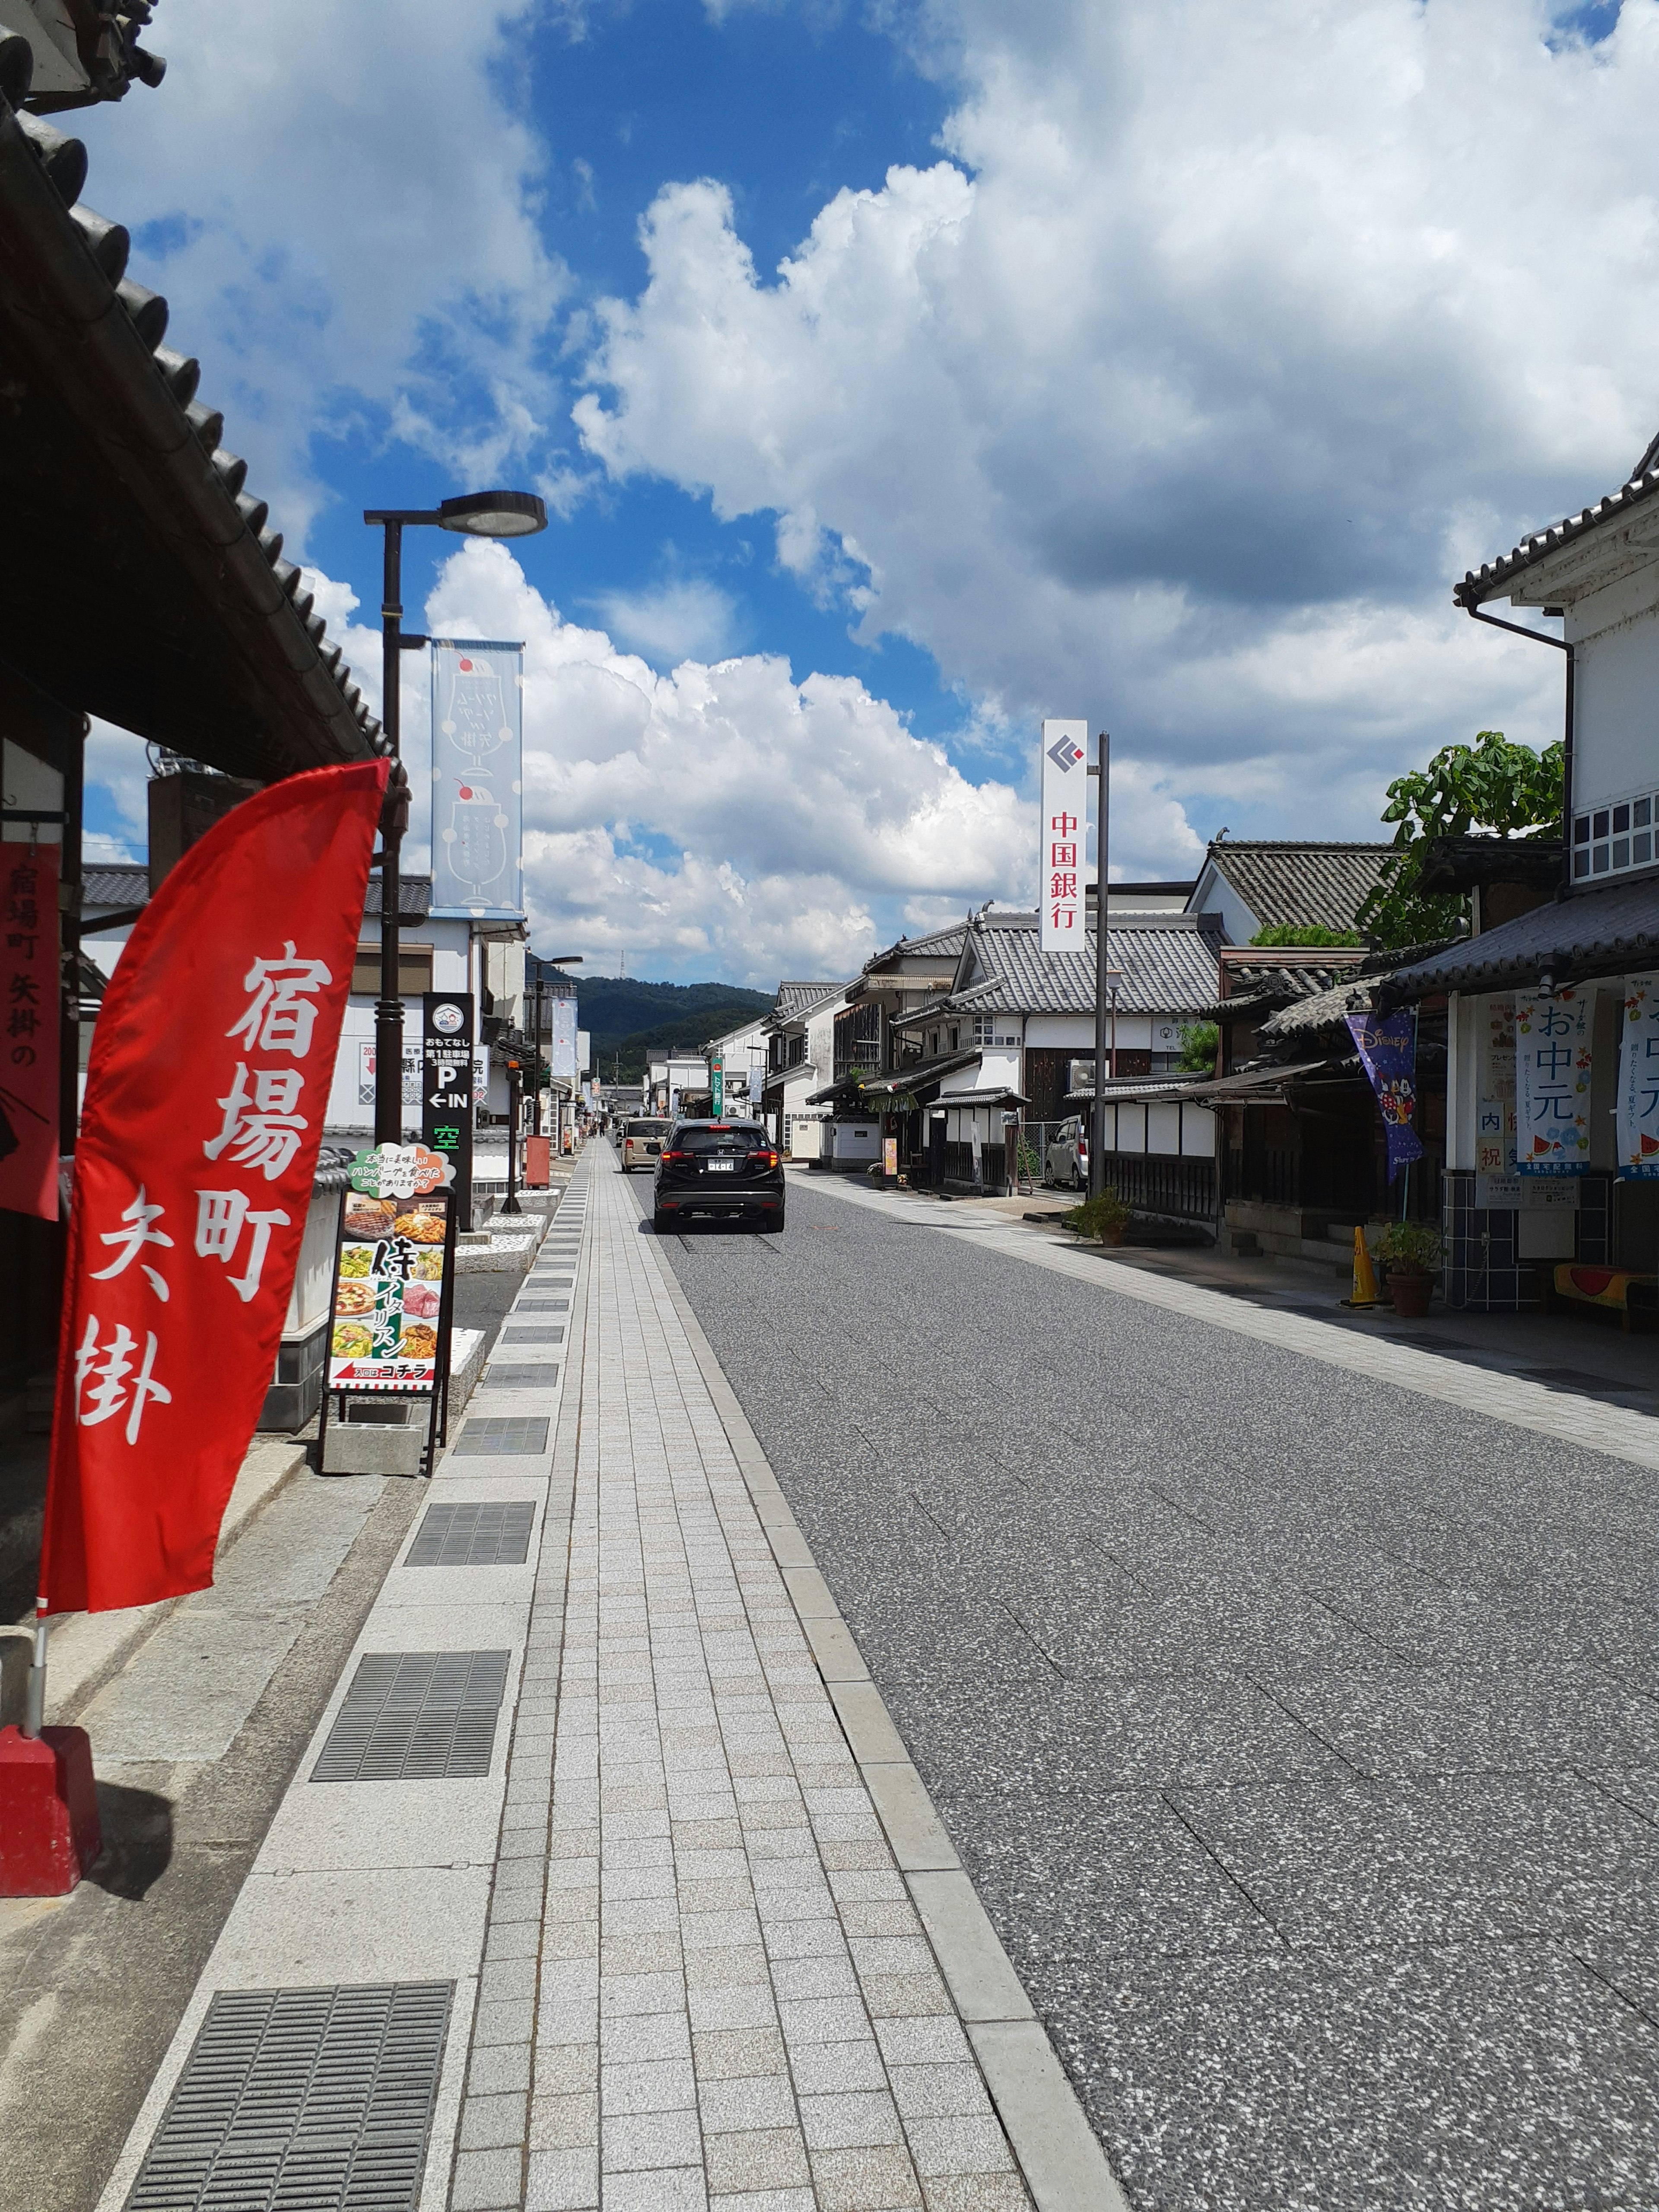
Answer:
320 1143 459 1471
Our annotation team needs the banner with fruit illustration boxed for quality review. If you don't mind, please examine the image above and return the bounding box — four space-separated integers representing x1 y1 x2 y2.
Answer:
1618 973 1659 1179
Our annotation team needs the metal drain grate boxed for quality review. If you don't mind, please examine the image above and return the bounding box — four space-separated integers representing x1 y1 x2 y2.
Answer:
407 1502 535 1568
480 1366 559 1392
515 1298 569 1312
531 1272 572 1284
126 1981 452 2211
311 1652 509 1781
452 1416 551 1453
504 1326 562 1344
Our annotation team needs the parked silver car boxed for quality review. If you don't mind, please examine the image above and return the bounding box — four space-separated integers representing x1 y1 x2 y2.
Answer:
621 1117 672 1171
1044 1115 1089 1190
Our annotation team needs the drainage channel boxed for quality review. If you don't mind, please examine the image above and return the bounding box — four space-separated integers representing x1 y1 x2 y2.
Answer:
109 1170 594 2212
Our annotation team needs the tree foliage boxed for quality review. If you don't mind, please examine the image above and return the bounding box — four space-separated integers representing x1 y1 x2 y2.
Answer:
1357 729 1564 949
1250 924 1363 948
1177 1020 1218 1074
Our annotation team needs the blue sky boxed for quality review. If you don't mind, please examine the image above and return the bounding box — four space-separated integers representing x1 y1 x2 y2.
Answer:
72 0 1659 987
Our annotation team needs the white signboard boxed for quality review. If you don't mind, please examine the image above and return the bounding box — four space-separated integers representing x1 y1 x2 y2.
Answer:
1039 718 1089 953
1618 971 1659 1177
430 638 524 919
542 993 578 1084
357 1041 420 1107
1515 988 1592 1175
1475 992 1517 1205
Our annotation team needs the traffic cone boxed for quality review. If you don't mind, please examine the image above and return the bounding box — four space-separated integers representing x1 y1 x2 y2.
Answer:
1343 1224 1380 1309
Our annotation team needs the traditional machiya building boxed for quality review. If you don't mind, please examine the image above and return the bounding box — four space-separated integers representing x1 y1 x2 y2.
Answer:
1185 839 1395 944
880 905 1222 1195
0 76 397 1467
1386 433 1659 1319
760 980 850 1156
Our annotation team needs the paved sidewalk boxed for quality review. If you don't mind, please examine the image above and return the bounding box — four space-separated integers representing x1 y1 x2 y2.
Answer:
95 1151 1075 2212
454 1150 1033 2211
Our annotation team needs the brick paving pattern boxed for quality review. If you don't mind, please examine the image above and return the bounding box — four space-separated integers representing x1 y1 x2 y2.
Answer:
449 1157 1028 2211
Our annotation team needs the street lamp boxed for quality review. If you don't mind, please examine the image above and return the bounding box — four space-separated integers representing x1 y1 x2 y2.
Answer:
362 490 548 1145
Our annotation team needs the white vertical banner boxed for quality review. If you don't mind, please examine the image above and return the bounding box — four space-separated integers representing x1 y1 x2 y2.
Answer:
1475 992 1518 1204
1618 972 1659 1177
1515 987 1592 1174
429 638 525 919
1039 718 1089 953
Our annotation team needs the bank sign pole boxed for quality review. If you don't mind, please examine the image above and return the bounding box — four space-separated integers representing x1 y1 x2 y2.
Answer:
423 991 476 1230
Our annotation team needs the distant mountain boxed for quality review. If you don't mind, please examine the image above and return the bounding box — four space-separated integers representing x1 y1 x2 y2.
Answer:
575 979 776 1083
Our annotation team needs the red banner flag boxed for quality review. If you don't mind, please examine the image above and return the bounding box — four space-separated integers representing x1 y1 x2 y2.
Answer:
38 760 387 1615
0 840 62 1220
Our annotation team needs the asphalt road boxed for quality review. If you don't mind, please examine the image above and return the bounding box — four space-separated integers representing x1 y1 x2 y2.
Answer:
648 1165 1659 2212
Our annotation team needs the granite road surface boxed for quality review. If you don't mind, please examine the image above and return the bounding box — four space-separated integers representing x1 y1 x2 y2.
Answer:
651 1163 1659 2212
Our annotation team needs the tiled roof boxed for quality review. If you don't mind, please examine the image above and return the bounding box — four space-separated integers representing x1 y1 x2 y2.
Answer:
1456 432 1659 608
1257 977 1375 1043
861 922 967 974
83 861 148 907
364 873 432 920
1208 954 1369 1022
770 980 847 1023
1201 843 1393 934
1384 875 1659 1000
0 90 394 793
902 911 1221 1021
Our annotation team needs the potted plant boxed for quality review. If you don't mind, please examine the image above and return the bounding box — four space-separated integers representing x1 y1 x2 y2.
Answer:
1377 1218 1443 1318
1062 1186 1133 1247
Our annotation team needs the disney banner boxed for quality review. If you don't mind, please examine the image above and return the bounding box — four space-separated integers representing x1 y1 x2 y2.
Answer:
1345 1007 1425 1180
430 637 524 920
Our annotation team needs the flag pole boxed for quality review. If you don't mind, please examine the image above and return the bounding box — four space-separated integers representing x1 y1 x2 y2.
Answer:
1089 731 1109 1199
22 1608 46 1736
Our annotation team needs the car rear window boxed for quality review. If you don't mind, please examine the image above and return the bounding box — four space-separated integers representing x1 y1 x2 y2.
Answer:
674 1125 765 1153
626 1119 670 1137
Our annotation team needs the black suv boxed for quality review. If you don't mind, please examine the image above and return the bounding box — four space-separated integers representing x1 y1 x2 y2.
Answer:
653 1119 785 1234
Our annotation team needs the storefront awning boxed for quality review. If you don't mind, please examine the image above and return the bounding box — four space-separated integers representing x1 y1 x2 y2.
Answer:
1382 875 1659 1001
0 94 398 804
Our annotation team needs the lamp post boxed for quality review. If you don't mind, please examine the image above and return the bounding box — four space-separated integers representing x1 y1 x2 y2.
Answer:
528 950 582 1149
362 490 547 1146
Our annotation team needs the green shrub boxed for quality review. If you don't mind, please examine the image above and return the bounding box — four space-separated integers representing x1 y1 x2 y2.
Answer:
1378 1219 1443 1274
1249 924 1363 947
1062 1187 1132 1240
1177 1020 1218 1073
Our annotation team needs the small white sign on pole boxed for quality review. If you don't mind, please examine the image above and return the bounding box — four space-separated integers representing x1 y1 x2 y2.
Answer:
1039 718 1089 953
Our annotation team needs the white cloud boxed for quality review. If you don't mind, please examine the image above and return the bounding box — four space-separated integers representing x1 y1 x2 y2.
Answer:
593 578 741 666
574 0 1656 848
406 537 1032 983
73 0 563 544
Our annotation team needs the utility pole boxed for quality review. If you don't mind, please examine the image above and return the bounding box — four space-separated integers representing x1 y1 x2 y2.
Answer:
1089 730 1109 1200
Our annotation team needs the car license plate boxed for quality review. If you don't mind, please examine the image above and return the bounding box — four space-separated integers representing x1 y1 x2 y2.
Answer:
706 1160 736 1173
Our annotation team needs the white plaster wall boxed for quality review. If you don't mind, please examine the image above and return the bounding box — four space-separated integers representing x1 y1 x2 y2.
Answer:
1565 564 1659 817
1181 1105 1217 1157
1147 1102 1182 1154
1185 859 1259 944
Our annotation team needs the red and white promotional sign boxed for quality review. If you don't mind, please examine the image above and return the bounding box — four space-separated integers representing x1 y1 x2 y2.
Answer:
38 760 387 1615
1039 718 1089 953
0 840 61 1220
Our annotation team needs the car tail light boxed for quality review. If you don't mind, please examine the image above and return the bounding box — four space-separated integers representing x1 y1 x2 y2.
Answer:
661 1148 690 1161
753 1150 779 1168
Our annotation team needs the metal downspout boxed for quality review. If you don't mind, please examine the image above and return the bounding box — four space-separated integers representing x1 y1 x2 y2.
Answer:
1461 600 1574 896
